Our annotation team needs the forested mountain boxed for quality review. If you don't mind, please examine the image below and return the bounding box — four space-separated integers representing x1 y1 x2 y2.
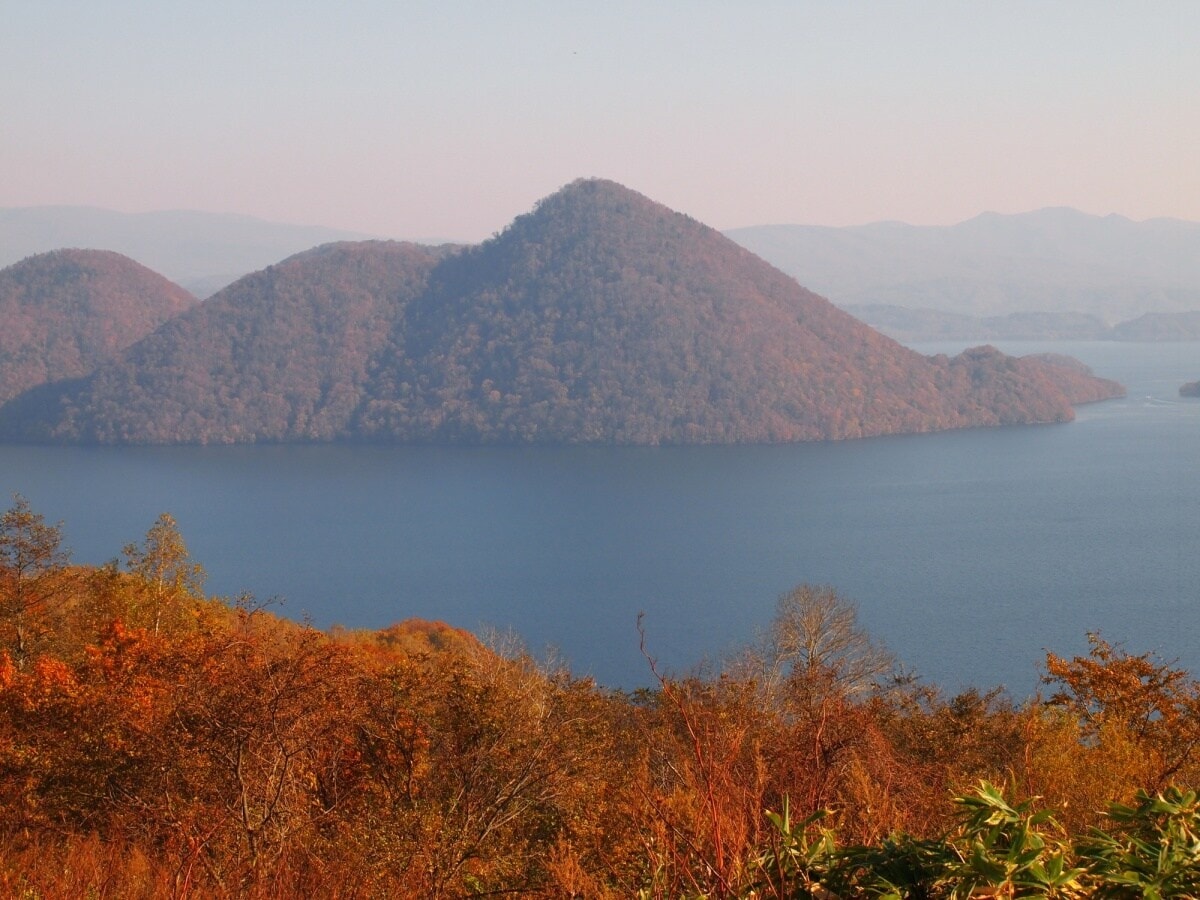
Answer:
354 180 1119 443
0 249 195 406
0 181 1123 445
2 242 445 443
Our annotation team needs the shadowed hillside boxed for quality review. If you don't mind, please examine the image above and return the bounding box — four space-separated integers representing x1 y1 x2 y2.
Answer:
0 181 1123 445
0 249 195 406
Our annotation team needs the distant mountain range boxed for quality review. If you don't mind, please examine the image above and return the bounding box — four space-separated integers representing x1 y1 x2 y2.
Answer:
0 206 380 298
0 180 1121 445
842 305 1200 342
5 203 1198 340
726 208 1200 337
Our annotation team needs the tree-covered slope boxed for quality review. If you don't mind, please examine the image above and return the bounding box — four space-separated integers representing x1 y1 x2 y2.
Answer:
5 242 443 443
0 181 1123 445
0 249 195 405
356 179 1122 443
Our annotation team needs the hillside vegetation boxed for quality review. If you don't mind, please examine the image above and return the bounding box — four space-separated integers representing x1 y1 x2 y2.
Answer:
2 498 1199 897
5 242 446 443
0 249 195 406
0 180 1123 445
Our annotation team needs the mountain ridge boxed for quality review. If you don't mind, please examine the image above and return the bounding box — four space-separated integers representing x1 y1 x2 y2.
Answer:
8 203 1199 331
846 305 1200 342
726 208 1200 324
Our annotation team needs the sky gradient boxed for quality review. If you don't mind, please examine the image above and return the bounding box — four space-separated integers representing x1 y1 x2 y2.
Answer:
4 1 1198 241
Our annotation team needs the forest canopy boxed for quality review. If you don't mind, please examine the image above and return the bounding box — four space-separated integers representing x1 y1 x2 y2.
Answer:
1 497 1197 898
0 249 195 407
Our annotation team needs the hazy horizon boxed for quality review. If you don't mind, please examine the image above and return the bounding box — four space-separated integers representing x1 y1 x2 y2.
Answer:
4 2 1197 242
7 197 1200 251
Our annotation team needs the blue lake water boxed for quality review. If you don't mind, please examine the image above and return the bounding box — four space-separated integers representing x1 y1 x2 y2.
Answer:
1 341 1196 694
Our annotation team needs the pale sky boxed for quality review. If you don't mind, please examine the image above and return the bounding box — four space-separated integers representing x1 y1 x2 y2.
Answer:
3 1 1198 241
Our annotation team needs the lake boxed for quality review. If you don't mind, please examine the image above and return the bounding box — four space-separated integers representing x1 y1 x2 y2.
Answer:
1 341 1196 695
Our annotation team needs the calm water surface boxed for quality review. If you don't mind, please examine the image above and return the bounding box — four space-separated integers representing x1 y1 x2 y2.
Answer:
2 341 1196 693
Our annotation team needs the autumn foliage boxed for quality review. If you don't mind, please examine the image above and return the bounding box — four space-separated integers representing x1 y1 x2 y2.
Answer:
1 499 1197 897
0 249 195 406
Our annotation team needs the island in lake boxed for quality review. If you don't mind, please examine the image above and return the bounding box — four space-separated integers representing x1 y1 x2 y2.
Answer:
0 179 1122 445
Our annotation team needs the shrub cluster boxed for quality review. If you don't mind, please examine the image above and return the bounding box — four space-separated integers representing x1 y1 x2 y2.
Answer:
1 498 1197 897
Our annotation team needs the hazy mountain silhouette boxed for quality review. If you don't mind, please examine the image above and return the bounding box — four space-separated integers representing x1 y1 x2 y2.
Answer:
0 249 195 405
1110 311 1200 341
727 209 1200 327
0 206 380 297
0 181 1122 445
845 305 1114 342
